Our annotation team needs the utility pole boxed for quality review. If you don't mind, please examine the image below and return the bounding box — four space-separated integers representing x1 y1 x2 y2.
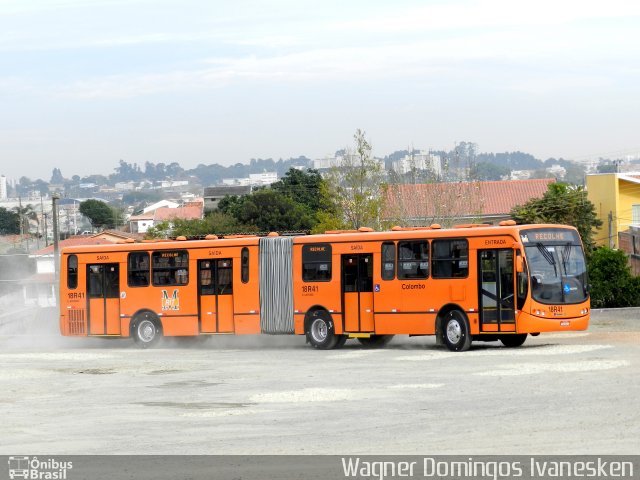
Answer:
608 211 614 249
43 213 49 247
52 195 60 283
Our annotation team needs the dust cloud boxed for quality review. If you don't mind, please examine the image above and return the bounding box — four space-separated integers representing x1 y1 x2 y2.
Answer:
0 286 308 351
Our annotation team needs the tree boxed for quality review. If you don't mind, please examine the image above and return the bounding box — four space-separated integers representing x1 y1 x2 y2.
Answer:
271 168 326 212
145 212 256 239
588 248 640 308
510 183 602 253
324 129 386 230
0 207 20 234
79 199 122 230
270 167 340 232
12 204 38 235
51 168 65 184
470 162 511 181
220 189 315 232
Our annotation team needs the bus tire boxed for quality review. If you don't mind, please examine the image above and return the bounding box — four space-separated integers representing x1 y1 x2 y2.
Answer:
132 312 162 348
500 334 527 348
305 311 338 350
357 335 394 348
335 335 348 349
442 310 472 352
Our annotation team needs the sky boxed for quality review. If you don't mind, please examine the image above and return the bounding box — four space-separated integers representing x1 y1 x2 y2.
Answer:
1 0 639 180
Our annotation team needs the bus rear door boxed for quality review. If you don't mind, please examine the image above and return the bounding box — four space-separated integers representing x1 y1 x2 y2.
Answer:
478 249 515 332
198 258 234 333
87 263 121 335
342 254 374 332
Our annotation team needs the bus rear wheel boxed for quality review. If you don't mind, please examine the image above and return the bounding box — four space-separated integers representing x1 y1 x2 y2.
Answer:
357 335 394 348
500 334 527 348
132 312 162 348
306 312 338 350
442 310 472 352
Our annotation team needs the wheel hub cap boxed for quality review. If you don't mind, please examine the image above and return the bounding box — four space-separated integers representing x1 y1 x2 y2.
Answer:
139 321 155 342
446 319 462 344
311 319 327 342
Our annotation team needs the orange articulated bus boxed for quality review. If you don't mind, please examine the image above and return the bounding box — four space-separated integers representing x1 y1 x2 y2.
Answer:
59 222 590 351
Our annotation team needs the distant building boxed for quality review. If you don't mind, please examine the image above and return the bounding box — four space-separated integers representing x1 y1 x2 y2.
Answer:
249 172 278 186
142 200 179 214
313 155 342 170
313 154 385 171
586 172 640 248
392 151 442 177
159 180 189 189
222 178 252 186
618 226 640 276
0 175 7 200
510 170 533 180
115 181 136 192
203 185 252 212
221 172 278 187
129 204 203 234
545 164 566 179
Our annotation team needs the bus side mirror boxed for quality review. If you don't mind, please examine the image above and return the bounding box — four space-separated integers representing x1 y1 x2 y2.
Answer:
516 256 524 273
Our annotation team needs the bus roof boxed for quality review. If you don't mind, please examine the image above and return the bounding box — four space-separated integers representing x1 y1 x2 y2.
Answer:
60 223 579 256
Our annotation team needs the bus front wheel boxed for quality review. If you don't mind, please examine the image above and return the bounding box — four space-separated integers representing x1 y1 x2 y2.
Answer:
500 334 527 348
442 310 472 352
306 312 339 350
132 312 162 348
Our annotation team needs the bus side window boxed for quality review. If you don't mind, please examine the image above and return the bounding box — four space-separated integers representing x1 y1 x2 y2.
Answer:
381 242 395 280
517 254 528 310
217 259 233 295
241 247 249 283
67 255 78 289
432 239 469 278
128 252 150 287
302 244 332 282
152 250 189 286
397 240 429 279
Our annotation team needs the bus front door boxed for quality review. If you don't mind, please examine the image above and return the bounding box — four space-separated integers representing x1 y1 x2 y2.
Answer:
87 263 121 335
342 254 374 333
478 249 515 331
198 259 234 333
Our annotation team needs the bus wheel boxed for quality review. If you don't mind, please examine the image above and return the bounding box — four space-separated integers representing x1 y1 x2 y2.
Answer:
442 310 472 352
132 312 162 348
358 335 394 348
306 312 338 350
500 334 527 348
335 335 348 349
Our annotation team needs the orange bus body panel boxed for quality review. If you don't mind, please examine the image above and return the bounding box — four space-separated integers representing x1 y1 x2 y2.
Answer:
59 224 590 344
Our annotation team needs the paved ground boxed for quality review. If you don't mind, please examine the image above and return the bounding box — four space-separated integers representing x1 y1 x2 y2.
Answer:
0 309 638 455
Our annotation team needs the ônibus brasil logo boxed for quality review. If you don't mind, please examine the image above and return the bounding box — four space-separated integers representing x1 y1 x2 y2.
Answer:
8 457 73 480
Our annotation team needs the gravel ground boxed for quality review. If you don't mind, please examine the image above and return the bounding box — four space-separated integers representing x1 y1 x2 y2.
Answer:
0 309 637 455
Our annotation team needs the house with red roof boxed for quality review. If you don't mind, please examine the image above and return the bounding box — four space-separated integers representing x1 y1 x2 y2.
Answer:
22 231 142 307
384 178 554 227
129 204 204 234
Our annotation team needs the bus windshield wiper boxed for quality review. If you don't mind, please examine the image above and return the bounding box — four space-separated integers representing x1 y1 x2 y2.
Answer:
561 243 572 274
536 243 557 277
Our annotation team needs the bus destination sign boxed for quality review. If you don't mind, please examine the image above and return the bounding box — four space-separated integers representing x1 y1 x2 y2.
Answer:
520 228 579 244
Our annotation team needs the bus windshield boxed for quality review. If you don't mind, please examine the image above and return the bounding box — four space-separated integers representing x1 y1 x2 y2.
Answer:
524 241 588 304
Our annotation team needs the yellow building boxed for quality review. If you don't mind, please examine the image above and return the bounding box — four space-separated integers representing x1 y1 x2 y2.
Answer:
586 173 640 248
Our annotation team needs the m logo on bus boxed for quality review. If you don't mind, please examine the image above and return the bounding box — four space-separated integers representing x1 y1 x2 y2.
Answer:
161 289 180 311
